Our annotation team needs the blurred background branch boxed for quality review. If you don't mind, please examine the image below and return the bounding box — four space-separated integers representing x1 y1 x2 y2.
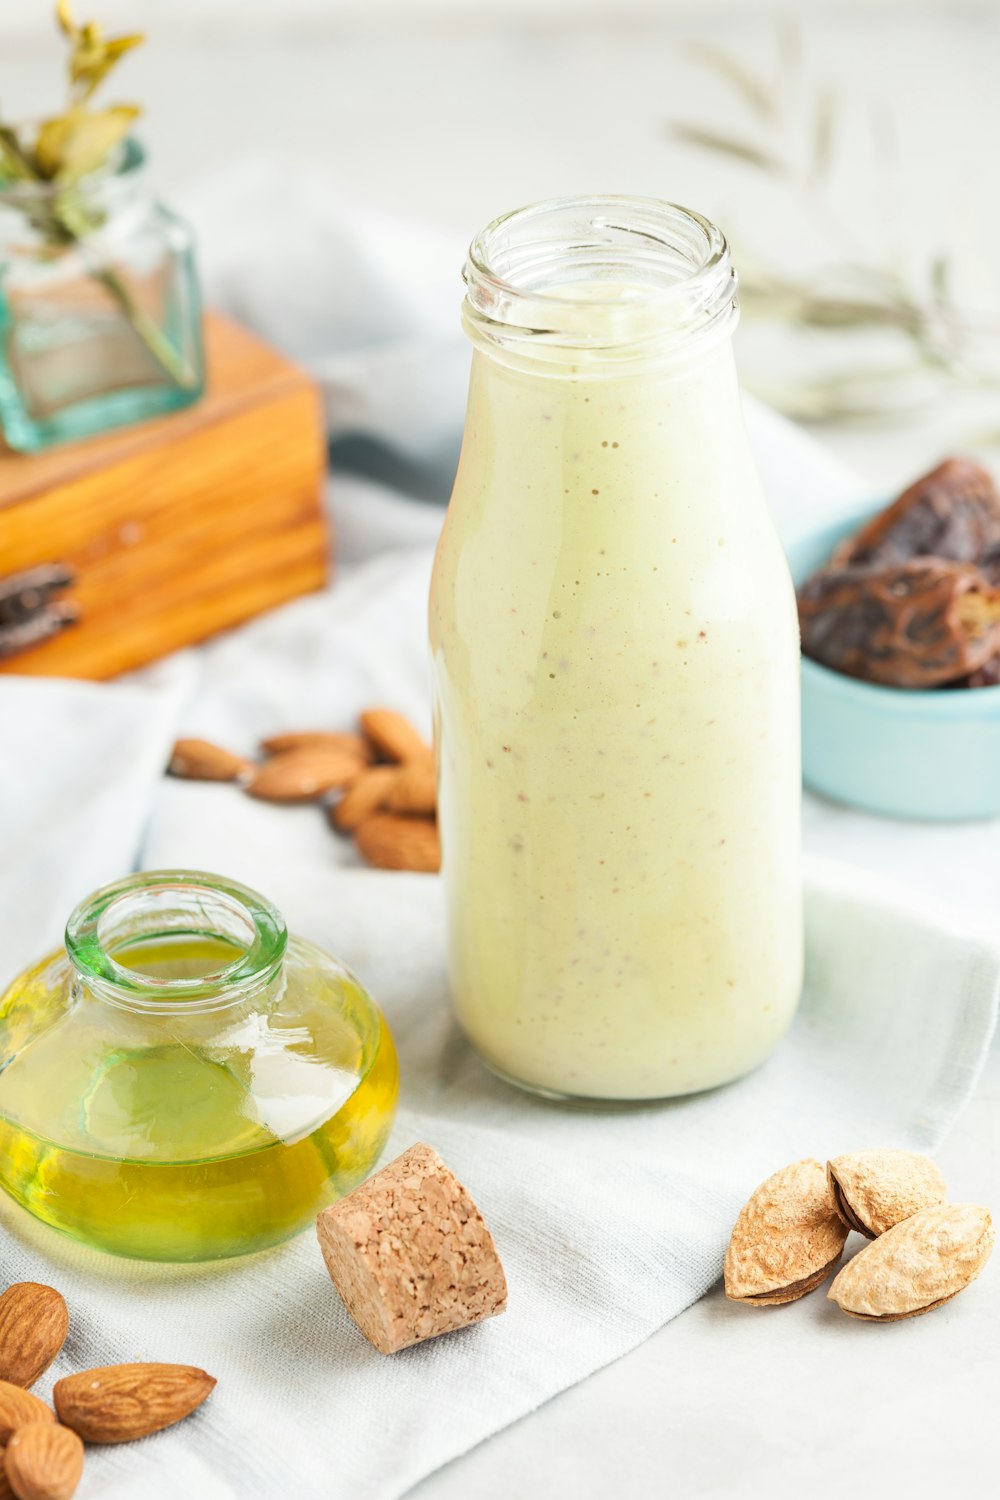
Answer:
668 27 1000 421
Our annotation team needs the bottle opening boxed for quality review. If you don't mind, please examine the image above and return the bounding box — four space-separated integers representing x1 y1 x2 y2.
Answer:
66 870 287 1012
462 194 738 374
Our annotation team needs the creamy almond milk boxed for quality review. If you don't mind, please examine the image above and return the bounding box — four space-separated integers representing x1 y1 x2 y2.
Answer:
430 201 802 1100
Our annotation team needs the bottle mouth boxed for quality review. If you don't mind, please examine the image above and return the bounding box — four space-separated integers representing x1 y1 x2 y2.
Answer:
65 869 287 1013
462 194 739 375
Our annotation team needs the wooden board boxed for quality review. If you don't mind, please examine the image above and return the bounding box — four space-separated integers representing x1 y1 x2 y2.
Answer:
0 313 329 679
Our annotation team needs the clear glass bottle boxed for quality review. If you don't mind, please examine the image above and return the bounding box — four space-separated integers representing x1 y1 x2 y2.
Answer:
0 870 398 1261
0 139 204 453
430 196 803 1102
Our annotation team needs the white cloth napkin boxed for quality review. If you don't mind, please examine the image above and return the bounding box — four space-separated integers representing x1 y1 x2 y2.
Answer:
1 556 997 1500
0 162 996 1500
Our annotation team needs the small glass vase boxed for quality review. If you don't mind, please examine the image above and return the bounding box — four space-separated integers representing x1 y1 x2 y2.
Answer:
0 139 204 453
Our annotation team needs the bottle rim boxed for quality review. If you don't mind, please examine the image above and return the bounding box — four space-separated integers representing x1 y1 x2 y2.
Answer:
462 193 739 375
65 868 288 1013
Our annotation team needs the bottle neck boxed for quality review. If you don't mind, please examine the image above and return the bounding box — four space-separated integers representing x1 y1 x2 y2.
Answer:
462 195 739 381
65 871 287 1017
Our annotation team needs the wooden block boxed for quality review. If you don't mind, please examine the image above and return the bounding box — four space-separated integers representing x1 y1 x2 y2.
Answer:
0 313 329 679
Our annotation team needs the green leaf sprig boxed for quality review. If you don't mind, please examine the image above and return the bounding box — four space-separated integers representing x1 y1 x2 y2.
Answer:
0 1 144 189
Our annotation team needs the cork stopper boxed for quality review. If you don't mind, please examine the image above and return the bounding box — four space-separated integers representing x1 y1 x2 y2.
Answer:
316 1142 508 1354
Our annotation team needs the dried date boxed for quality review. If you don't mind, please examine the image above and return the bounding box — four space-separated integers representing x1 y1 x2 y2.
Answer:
798 558 1000 689
961 549 1000 687
832 459 1000 569
958 656 1000 689
0 565 78 660
981 543 1000 585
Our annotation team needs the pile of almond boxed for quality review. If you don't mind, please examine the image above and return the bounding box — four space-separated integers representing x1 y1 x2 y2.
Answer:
724 1149 994 1320
168 707 439 873
0 1281 214 1499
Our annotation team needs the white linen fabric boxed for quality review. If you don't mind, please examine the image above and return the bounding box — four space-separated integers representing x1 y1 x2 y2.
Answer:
0 164 996 1500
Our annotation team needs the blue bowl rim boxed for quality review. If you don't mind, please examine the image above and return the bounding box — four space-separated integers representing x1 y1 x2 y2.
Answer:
786 499 1000 718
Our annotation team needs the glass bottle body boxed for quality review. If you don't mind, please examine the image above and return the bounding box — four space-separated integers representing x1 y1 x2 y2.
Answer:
429 197 802 1101
0 872 398 1260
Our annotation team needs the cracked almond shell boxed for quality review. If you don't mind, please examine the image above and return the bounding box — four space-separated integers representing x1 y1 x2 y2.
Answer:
828 1202 994 1320
724 1158 849 1306
827 1149 947 1239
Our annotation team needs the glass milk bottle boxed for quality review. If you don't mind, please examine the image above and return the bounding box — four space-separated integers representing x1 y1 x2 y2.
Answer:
429 197 802 1101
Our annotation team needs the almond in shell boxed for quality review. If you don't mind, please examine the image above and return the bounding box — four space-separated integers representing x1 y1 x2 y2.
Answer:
4 1422 83 1500
360 709 431 764
828 1202 994 1320
0 1285 68 1390
355 814 441 874
827 1149 947 1239
53 1363 215 1444
0 1384 54 1445
246 746 366 803
167 739 251 782
724 1158 849 1306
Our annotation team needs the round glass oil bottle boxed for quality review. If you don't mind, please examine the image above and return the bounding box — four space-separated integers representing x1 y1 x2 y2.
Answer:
0 871 398 1262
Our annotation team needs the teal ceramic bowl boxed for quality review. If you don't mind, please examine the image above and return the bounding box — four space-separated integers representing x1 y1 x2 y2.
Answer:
786 504 1000 821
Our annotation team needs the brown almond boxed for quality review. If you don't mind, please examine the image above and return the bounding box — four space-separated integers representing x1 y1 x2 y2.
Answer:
828 1202 994 1321
259 731 373 761
0 1285 68 1390
4 1423 83 1500
0 1385 54 1445
167 738 251 782
246 746 366 803
827 1150 947 1239
330 766 400 832
53 1363 215 1445
383 756 436 816
724 1158 849 1306
360 708 431 764
356 814 441 874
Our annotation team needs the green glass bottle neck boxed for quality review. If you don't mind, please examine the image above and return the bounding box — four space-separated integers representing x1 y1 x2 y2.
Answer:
65 870 287 1015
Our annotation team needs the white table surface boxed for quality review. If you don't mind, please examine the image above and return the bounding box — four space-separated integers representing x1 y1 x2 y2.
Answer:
4 6 999 1495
